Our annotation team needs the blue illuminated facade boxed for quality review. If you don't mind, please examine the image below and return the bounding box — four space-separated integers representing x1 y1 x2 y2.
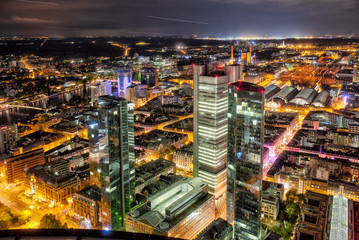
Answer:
118 67 132 96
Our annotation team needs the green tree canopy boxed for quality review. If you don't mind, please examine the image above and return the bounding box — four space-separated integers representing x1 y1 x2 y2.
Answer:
39 214 65 229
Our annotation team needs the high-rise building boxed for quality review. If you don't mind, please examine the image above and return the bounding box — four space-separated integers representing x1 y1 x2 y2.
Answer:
193 65 230 219
227 81 265 240
98 96 135 231
140 67 158 87
0 124 18 154
90 81 112 106
118 67 132 96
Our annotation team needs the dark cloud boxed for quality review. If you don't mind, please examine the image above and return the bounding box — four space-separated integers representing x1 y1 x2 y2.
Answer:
0 0 358 37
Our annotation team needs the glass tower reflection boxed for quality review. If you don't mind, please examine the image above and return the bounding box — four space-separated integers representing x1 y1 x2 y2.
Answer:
227 82 264 240
98 96 135 230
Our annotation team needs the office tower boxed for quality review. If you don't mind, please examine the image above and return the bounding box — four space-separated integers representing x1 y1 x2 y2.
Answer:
226 65 240 83
98 96 135 230
227 81 265 240
88 119 99 147
90 81 112 106
126 178 215 239
0 124 18 154
140 67 158 87
118 67 132 96
193 65 229 219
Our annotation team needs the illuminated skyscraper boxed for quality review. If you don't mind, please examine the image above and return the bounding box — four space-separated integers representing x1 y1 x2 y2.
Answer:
98 96 135 230
193 65 229 219
227 82 265 240
118 67 132 96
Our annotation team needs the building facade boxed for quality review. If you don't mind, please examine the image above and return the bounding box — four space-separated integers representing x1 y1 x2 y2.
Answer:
24 161 90 203
227 82 265 240
90 81 112 106
98 96 135 230
193 65 229 219
0 124 18 154
126 178 215 239
5 149 45 183
73 185 101 226
118 67 132 96
140 67 158 87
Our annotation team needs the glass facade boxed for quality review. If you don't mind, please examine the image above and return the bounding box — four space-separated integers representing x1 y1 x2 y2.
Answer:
227 82 265 240
98 96 135 230
118 67 132 96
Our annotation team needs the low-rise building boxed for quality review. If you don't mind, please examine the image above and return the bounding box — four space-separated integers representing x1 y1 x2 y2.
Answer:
261 181 284 221
264 126 286 157
195 218 233 240
127 177 215 239
24 160 90 203
45 136 89 162
296 191 330 240
0 124 18 154
73 185 101 226
4 149 45 183
173 149 193 172
135 158 176 193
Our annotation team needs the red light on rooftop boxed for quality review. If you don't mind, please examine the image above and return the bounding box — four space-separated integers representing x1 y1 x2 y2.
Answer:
215 75 219 78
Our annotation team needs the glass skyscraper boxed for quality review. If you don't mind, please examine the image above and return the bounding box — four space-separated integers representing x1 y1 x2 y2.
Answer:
98 95 135 230
227 82 265 240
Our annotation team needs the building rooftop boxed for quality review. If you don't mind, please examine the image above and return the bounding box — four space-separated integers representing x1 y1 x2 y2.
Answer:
128 177 213 233
230 81 265 93
26 160 90 188
75 184 101 202
195 218 232 240
264 126 286 144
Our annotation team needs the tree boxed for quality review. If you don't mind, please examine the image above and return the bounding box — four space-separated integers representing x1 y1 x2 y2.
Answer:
286 189 297 203
39 214 65 229
0 220 10 230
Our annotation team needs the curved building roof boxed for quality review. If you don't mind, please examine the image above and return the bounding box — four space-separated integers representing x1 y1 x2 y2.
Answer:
290 88 318 105
269 86 299 104
312 90 329 107
265 84 281 100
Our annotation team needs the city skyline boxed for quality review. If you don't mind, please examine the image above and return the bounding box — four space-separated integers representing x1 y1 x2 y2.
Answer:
0 3 358 236
0 0 358 37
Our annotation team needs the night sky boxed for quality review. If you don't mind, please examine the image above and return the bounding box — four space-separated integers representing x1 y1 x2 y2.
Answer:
0 0 358 37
